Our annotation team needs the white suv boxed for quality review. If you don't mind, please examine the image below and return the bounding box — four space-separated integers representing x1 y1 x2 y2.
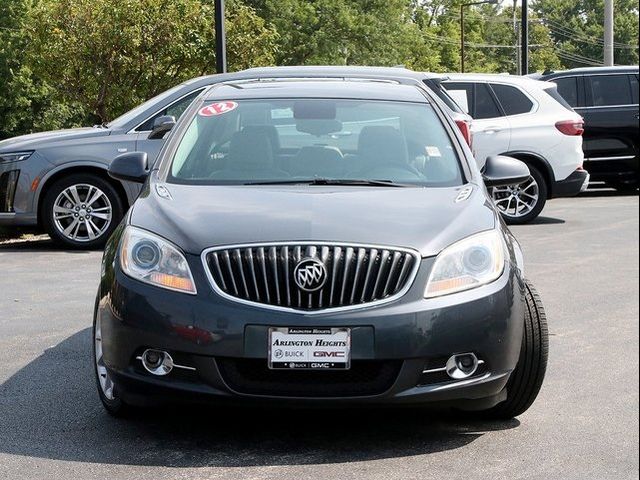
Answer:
443 74 589 223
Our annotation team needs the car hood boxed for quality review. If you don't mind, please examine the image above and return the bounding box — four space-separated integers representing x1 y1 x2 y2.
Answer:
129 181 496 257
0 127 110 152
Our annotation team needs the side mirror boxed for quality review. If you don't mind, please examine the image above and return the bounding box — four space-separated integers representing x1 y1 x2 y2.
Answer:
108 152 149 183
148 115 176 140
482 155 530 188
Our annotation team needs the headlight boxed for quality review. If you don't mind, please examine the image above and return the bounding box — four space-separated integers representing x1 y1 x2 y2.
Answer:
120 226 197 294
0 151 33 163
425 230 505 298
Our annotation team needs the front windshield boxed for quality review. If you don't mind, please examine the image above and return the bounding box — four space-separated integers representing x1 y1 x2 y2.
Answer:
168 98 463 187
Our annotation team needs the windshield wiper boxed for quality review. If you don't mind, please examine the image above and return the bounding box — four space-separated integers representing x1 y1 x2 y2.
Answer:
246 178 411 187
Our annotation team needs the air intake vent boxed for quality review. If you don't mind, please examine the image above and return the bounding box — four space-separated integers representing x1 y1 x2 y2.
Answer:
217 358 402 397
0 170 19 213
202 243 420 312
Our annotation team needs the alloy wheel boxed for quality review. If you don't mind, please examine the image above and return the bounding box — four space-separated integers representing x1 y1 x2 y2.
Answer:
492 176 539 219
94 316 115 400
52 184 113 243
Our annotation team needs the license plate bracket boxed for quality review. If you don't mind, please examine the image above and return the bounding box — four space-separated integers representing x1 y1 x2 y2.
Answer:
268 327 351 370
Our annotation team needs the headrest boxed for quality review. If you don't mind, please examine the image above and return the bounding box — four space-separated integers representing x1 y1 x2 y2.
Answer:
242 125 281 152
227 130 273 169
357 126 408 165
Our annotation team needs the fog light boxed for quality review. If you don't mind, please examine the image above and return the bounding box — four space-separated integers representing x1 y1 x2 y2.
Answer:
141 349 173 376
446 353 479 379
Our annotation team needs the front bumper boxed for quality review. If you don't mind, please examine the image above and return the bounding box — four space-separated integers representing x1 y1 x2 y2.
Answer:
552 168 590 198
97 255 525 409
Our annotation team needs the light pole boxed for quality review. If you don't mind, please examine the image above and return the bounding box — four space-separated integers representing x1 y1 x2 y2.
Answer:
513 0 520 75
604 0 614 66
460 0 501 73
215 0 227 73
521 0 528 74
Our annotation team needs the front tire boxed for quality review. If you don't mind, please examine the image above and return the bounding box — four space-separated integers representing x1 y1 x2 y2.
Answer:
492 164 547 224
42 173 124 249
93 314 132 417
483 281 549 419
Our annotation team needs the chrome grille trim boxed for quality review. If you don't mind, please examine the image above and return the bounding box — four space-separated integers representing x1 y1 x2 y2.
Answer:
201 241 421 314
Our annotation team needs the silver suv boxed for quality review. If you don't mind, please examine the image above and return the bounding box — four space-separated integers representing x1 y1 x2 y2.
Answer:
0 75 214 247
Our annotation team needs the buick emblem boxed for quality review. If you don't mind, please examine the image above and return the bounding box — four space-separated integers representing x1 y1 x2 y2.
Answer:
293 258 327 292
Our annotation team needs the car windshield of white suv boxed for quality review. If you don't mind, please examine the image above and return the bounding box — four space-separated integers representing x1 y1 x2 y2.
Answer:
168 99 463 187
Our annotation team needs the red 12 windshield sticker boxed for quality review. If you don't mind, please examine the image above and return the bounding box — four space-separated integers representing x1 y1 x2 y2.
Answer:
198 101 238 117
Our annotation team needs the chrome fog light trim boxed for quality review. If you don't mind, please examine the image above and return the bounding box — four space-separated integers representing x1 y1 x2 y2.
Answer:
140 349 174 376
445 353 482 380
136 351 197 375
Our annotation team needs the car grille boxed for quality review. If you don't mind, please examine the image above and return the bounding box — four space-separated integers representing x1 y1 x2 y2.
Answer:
203 243 420 311
216 358 402 397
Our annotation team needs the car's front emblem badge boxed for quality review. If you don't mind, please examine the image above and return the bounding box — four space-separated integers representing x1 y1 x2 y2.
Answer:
294 258 327 292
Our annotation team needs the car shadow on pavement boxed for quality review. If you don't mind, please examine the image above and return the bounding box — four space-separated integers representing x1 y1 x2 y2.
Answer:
0 238 100 253
580 188 639 198
0 329 519 468
526 216 565 225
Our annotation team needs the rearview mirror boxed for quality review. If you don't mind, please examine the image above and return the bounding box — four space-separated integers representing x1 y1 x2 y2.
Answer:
293 100 336 119
108 152 149 183
148 115 176 140
482 155 530 188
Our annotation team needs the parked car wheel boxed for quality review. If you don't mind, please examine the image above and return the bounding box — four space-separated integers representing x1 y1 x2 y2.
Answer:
42 173 123 248
492 164 547 224
93 315 132 417
482 281 548 419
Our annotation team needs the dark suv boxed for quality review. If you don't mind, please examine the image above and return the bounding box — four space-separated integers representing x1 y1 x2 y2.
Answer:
531 66 639 191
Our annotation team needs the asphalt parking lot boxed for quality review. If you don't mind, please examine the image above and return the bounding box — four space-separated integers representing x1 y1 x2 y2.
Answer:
0 190 638 480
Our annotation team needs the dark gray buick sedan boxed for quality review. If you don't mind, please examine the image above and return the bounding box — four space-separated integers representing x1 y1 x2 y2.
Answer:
94 77 548 419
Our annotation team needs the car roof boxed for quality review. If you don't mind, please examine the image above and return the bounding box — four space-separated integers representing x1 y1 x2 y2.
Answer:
529 65 639 79
443 73 554 90
229 67 467 114
180 74 218 86
239 65 445 81
203 79 430 103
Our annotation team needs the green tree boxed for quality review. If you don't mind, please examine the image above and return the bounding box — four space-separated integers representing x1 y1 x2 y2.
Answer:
0 0 28 138
480 6 561 73
26 0 277 124
1 0 95 139
1 1 50 138
532 0 639 67
414 1 561 74
244 0 441 68
415 2 506 73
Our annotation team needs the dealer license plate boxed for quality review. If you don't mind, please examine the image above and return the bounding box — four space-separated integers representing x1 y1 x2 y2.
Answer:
268 327 351 370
